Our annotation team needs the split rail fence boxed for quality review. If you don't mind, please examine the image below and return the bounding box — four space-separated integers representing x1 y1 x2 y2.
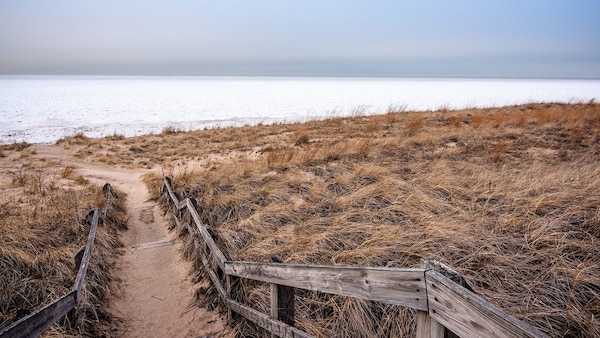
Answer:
162 177 550 338
0 184 117 338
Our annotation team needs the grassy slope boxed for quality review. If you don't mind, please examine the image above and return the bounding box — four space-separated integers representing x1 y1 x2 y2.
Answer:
24 102 600 337
0 148 126 337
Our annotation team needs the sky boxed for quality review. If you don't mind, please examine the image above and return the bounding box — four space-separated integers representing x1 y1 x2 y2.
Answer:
1 0 599 78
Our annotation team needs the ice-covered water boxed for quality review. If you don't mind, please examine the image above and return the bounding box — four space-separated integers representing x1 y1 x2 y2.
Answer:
1 75 599 144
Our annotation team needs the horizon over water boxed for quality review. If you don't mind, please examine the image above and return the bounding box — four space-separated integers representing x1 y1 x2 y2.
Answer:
1 75 599 144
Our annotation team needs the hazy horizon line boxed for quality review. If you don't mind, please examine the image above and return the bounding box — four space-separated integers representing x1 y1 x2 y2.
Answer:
2 73 599 81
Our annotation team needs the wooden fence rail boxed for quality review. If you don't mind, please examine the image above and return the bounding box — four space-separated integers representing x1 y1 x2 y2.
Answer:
161 177 550 338
0 184 117 338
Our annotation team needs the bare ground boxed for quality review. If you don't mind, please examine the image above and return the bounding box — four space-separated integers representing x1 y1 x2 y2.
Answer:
34 145 225 338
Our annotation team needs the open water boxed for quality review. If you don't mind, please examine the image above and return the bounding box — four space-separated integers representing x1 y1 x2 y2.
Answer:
1 76 599 144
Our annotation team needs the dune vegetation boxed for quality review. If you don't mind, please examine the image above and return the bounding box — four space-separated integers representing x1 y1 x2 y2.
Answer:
2 102 599 337
147 102 599 338
0 147 126 337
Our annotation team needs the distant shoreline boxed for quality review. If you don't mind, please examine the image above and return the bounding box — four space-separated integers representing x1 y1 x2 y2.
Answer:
2 74 600 80
2 77 599 144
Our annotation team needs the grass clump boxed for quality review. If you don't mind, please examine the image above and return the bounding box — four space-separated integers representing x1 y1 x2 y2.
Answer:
0 142 31 152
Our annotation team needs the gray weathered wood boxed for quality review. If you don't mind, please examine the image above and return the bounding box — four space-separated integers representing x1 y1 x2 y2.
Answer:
171 213 181 227
103 183 117 198
102 183 115 216
74 208 99 301
415 311 445 338
420 258 462 338
226 275 238 324
162 177 227 269
421 258 474 293
74 245 85 271
270 283 278 338
185 198 227 270
203 253 227 303
225 261 428 310
426 270 549 338
163 177 179 204
227 299 314 338
0 290 77 338
162 178 186 210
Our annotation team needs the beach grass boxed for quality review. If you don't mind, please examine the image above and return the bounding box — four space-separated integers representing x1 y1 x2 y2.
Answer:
0 149 127 337
147 102 599 337
3 102 599 337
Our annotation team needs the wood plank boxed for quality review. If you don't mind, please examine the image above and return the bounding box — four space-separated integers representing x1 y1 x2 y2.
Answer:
162 177 180 205
171 213 181 227
226 276 235 324
425 270 549 338
270 283 278 338
421 258 474 293
130 238 175 250
102 183 116 215
185 198 227 270
420 258 464 338
0 291 77 338
196 240 227 302
162 178 187 210
103 183 117 198
225 261 428 310
227 299 314 338
162 178 227 268
74 208 99 301
415 311 445 338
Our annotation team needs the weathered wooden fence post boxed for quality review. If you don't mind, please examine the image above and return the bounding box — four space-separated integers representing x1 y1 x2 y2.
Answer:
415 310 445 338
227 275 242 324
419 258 475 338
416 258 445 338
269 257 295 336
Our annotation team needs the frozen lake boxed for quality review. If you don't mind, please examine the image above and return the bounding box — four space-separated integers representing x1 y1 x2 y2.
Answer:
1 75 599 144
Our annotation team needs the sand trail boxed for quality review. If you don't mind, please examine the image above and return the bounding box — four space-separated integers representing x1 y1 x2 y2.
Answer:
35 146 224 337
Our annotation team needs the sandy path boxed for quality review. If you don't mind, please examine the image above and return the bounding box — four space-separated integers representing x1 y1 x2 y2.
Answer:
35 146 224 337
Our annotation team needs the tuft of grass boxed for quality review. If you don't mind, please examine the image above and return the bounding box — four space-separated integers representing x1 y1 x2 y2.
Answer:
55 133 94 148
491 137 506 163
294 133 310 146
350 105 369 117
404 115 424 136
61 165 76 179
0 142 31 152
161 126 180 135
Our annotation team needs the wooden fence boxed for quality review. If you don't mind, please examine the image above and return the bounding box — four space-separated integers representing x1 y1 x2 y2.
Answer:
0 184 117 338
161 177 550 338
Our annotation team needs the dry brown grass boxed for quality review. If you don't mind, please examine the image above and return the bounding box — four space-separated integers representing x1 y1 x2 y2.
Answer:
0 150 127 337
143 103 599 338
24 102 599 337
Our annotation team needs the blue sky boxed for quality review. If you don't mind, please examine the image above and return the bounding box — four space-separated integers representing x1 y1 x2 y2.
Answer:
1 0 599 77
